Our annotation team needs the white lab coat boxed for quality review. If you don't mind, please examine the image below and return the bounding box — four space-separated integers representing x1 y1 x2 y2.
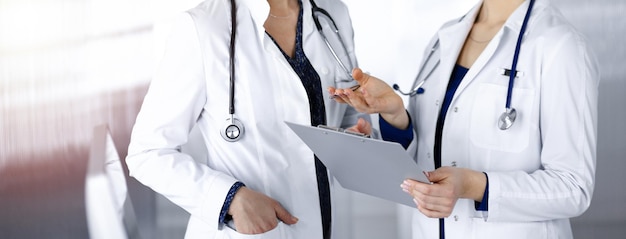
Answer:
126 0 366 238
404 0 599 238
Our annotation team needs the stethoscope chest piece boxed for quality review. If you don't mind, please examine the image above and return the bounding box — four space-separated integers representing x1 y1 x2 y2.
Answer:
498 108 517 130
221 117 245 142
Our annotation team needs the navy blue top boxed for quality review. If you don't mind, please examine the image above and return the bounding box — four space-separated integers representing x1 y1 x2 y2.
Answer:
380 64 488 211
433 64 468 169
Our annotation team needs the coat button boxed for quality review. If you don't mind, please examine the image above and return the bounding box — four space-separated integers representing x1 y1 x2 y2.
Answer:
320 67 329 75
451 161 457 167
427 153 431 158
435 100 440 106
454 215 459 221
454 107 459 112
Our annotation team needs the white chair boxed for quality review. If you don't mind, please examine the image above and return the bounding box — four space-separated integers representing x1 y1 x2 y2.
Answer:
85 124 141 239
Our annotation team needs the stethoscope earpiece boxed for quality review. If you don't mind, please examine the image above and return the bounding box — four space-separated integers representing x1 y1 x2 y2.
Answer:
392 84 402 92
393 84 424 96
498 108 517 130
221 117 245 142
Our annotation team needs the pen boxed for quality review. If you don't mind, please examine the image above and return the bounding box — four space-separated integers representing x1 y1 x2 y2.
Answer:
330 84 360 99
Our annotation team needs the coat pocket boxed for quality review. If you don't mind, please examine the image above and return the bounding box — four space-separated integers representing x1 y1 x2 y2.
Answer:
469 83 535 153
221 221 286 239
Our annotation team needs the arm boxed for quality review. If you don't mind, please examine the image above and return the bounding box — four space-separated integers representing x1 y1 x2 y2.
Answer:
486 30 599 221
126 13 237 229
126 13 297 232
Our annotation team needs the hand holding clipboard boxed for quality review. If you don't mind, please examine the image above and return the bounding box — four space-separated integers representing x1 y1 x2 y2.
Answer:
285 121 430 207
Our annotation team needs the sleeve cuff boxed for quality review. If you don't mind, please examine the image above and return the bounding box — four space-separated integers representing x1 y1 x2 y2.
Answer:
379 111 414 149
219 181 246 224
474 172 489 211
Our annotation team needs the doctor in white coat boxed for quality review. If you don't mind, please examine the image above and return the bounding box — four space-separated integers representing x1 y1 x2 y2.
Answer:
331 0 599 238
126 0 368 238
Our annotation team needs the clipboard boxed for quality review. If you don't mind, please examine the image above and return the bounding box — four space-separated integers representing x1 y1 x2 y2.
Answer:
285 121 429 208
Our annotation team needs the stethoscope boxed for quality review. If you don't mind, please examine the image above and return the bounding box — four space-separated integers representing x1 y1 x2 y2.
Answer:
222 0 356 142
394 0 536 131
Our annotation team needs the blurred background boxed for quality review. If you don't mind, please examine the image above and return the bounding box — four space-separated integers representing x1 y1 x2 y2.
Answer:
1 0 624 238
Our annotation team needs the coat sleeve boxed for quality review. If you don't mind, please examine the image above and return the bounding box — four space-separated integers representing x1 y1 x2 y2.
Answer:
126 12 237 229
487 28 599 222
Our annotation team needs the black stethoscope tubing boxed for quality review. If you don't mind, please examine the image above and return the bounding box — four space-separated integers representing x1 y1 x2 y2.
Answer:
228 0 237 117
221 0 245 142
223 0 353 142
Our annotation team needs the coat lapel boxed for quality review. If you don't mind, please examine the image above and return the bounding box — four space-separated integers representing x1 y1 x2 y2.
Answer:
435 14 474 99
451 0 532 103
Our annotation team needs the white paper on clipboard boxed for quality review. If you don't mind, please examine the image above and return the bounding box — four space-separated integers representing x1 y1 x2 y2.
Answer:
285 121 430 208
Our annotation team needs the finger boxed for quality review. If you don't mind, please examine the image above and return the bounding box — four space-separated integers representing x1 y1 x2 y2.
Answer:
416 202 451 219
425 168 448 183
233 218 268 235
345 88 375 113
332 98 348 104
327 87 340 100
345 119 365 134
274 203 298 225
357 118 372 135
404 179 447 197
404 180 456 218
329 87 346 102
359 87 376 109
403 179 431 191
360 86 386 113
351 83 386 114
331 94 348 103
327 86 336 94
414 194 454 215
412 189 457 217
403 184 452 218
344 118 371 135
412 197 448 218
329 87 354 104
334 92 354 105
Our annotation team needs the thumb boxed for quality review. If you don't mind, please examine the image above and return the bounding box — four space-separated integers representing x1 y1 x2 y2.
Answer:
274 203 298 225
351 68 367 85
425 169 446 183
356 118 372 136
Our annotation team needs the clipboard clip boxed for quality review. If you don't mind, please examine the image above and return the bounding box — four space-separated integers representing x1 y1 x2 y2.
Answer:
317 125 370 138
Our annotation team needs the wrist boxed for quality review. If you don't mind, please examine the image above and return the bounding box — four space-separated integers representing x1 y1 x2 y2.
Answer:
380 110 409 130
463 170 487 202
221 182 246 223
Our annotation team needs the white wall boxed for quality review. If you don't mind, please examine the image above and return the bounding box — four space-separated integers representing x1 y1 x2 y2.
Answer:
343 0 476 105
